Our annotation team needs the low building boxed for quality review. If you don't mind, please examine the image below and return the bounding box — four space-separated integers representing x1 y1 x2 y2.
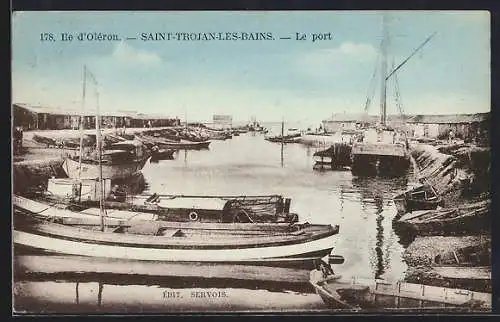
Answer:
13 103 80 130
406 113 490 140
212 114 233 130
129 113 180 128
13 103 180 130
321 113 371 133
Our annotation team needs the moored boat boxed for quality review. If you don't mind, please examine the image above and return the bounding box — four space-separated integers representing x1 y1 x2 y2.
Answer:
309 264 491 311
349 16 436 178
138 134 211 150
62 140 150 180
393 183 444 215
19 192 300 224
13 202 340 269
394 199 490 236
264 136 301 143
350 128 411 177
149 146 175 161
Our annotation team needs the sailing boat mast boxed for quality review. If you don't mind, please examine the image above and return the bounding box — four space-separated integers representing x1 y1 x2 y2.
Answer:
83 67 106 232
78 66 87 180
95 90 105 232
379 15 390 126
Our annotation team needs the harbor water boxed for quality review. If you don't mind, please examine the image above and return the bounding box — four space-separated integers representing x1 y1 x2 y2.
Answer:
14 127 418 313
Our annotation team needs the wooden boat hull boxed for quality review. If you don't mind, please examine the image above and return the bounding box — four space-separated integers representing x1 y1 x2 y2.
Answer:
156 140 210 150
309 270 491 311
351 154 410 177
20 194 298 224
395 202 490 236
13 195 338 269
393 197 443 215
265 137 301 143
150 149 175 161
393 184 444 215
13 229 336 269
62 157 149 180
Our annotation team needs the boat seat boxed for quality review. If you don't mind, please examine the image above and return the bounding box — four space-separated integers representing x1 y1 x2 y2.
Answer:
127 221 162 235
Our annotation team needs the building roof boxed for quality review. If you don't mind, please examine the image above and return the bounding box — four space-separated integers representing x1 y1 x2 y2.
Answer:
322 111 490 124
323 113 374 123
322 113 408 123
407 113 490 124
132 113 177 120
13 103 176 120
14 103 83 116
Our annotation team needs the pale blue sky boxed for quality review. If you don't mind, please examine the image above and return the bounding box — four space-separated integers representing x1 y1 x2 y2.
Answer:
12 11 490 124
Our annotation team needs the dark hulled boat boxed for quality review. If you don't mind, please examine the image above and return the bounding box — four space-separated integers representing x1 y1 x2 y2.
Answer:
18 193 300 224
394 199 490 236
393 183 444 215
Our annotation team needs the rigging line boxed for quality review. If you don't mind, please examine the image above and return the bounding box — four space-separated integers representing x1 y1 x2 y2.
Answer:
386 32 437 81
393 64 405 117
364 53 380 113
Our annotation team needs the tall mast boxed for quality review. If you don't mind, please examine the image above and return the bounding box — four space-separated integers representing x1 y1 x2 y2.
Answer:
78 66 87 180
379 15 390 126
94 84 105 232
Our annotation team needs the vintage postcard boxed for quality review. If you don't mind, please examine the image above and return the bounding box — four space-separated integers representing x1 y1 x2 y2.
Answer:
11 11 492 314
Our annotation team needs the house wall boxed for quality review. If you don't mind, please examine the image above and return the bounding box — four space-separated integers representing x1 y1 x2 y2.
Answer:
408 121 487 140
70 116 80 129
13 106 38 130
437 123 472 139
322 121 357 133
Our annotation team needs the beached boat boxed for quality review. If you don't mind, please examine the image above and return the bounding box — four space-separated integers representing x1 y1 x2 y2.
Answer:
393 184 444 215
394 199 490 236
137 134 210 150
62 140 150 180
32 134 57 147
206 130 232 140
433 242 491 267
309 266 491 311
13 198 340 269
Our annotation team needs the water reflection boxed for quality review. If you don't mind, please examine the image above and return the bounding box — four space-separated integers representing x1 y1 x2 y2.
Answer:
14 277 325 313
349 175 409 280
280 143 284 168
374 195 385 279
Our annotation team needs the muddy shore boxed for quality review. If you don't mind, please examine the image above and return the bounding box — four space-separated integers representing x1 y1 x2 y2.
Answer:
401 143 491 293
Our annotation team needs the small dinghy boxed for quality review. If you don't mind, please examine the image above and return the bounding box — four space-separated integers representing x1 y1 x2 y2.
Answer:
393 184 444 215
309 261 491 312
394 199 490 236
